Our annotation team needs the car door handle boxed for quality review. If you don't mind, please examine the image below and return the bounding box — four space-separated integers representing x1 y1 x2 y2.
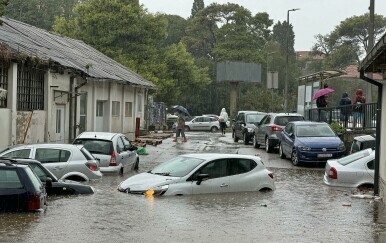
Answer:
220 183 228 187
54 166 63 170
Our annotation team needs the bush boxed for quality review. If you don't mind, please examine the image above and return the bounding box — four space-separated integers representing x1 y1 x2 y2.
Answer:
329 121 345 134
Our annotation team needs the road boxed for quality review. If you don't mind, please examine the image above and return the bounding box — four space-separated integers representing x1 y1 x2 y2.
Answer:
0 131 385 243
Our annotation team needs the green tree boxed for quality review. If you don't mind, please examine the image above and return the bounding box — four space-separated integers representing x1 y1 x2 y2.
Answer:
0 0 9 17
4 0 78 30
191 0 204 18
160 14 188 47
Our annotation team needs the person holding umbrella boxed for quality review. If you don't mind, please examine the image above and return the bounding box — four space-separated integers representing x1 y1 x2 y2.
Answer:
173 110 187 143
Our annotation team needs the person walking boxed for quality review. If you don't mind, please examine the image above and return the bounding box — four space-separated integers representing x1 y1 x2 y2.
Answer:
339 92 352 128
353 89 366 129
219 108 228 135
173 111 187 142
316 95 328 122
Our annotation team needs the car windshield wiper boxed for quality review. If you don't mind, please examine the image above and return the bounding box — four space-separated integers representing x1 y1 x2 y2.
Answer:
154 172 171 176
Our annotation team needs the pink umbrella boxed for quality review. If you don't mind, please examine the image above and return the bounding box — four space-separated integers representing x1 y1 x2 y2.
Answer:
312 87 334 100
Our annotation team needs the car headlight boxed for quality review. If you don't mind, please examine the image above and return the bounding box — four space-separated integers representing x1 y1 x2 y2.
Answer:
247 128 254 133
298 146 311 151
337 145 346 151
145 185 169 196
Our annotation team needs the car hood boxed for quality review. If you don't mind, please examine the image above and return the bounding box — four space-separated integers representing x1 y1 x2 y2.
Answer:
119 173 179 191
296 136 343 147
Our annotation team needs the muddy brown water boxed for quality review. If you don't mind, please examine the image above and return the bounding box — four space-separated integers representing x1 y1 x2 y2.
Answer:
1 132 385 243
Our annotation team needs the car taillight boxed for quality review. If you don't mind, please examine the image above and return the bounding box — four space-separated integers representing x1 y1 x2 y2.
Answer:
268 173 274 179
86 161 99 171
28 194 41 211
270 125 282 132
328 167 337 179
109 151 117 166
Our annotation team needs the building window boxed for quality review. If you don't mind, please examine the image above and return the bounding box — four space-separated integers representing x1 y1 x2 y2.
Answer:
112 101 120 117
125 102 132 117
17 65 44 111
137 94 142 113
0 64 8 108
79 93 87 133
96 100 104 117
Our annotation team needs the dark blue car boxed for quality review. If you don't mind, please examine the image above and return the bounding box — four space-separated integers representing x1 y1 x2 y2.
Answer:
278 121 346 166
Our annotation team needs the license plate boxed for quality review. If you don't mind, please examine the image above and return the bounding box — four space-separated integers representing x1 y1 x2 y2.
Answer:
317 154 332 158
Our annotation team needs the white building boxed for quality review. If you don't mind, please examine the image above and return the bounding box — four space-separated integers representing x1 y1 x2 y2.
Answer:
0 17 156 150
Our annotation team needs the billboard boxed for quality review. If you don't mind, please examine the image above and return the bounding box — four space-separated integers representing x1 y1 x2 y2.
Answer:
216 62 261 83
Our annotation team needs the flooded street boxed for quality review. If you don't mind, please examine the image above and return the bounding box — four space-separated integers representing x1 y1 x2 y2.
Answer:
1 132 385 243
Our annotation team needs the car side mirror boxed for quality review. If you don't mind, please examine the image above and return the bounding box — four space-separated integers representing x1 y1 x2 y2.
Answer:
196 174 209 185
46 177 53 187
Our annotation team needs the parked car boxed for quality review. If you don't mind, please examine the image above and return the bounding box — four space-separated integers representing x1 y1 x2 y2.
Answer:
232 111 267 145
73 132 139 174
278 121 346 166
184 116 220 132
0 144 102 182
349 134 376 154
118 153 275 196
2 158 94 195
0 160 47 212
253 113 304 153
203 114 230 127
323 148 374 188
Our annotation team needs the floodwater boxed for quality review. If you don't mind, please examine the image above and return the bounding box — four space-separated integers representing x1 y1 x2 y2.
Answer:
1 132 385 243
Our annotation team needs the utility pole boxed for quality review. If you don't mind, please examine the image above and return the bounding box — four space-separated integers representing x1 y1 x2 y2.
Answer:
366 0 374 103
285 8 300 112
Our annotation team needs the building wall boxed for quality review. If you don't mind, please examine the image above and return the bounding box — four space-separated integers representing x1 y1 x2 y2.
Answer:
0 109 12 149
379 84 386 200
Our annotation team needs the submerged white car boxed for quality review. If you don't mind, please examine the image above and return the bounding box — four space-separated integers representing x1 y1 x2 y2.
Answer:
323 148 374 188
118 153 275 196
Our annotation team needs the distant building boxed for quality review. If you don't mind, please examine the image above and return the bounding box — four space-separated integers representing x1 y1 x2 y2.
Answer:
0 17 156 150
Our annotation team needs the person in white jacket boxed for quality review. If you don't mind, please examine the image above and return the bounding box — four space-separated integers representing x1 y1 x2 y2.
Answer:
219 108 229 135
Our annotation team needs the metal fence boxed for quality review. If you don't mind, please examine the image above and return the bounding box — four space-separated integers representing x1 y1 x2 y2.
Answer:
305 103 377 130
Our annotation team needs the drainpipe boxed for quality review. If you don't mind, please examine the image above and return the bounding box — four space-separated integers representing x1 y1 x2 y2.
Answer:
360 71 382 195
69 76 74 142
73 78 88 141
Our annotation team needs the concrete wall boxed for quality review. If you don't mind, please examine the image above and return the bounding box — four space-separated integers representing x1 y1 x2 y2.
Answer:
0 109 12 150
379 84 386 200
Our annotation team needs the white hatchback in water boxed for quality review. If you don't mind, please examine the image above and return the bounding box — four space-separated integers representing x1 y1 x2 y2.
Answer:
323 148 375 188
118 153 275 196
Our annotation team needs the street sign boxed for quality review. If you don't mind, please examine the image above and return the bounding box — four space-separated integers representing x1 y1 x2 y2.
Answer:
267 71 278 89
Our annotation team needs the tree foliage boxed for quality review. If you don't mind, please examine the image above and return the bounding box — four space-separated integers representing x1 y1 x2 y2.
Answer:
191 0 204 18
0 0 9 17
4 0 78 30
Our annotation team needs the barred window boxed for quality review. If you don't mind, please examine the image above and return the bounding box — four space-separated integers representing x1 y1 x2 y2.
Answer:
112 101 120 117
0 63 8 108
17 65 44 111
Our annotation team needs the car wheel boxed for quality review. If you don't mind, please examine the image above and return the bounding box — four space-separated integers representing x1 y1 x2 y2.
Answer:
134 159 139 170
211 126 218 133
233 131 239 142
243 132 249 145
291 149 300 166
279 144 286 159
185 126 190 132
253 136 260 148
265 137 273 153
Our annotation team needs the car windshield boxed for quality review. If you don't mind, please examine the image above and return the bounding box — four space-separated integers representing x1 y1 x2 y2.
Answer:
275 116 304 126
296 124 336 137
73 139 113 155
246 114 265 123
150 156 204 177
337 149 372 166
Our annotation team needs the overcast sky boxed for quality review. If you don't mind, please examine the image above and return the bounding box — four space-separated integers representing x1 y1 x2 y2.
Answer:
139 0 386 51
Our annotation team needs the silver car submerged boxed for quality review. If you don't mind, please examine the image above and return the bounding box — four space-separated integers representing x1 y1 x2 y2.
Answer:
323 148 374 188
0 144 102 182
118 153 275 196
73 132 139 174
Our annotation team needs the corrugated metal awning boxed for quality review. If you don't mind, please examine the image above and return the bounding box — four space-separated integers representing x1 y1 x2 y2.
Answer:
360 32 386 74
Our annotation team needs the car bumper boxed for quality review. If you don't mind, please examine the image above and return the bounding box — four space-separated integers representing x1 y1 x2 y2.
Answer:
89 170 103 179
323 174 356 188
100 164 123 173
297 150 346 163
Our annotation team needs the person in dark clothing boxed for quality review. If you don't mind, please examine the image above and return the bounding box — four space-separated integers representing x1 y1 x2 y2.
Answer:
339 92 352 128
316 95 328 121
353 89 366 129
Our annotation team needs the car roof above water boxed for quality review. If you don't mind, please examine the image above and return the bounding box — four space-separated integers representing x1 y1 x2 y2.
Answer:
76 132 122 140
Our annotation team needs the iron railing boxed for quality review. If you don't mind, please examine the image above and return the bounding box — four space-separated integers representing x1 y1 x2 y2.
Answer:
305 102 377 130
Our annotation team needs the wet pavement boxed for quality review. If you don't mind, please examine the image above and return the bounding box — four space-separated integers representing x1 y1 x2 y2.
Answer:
1 131 385 243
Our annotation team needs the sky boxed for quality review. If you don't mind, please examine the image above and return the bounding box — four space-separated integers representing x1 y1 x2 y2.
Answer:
139 0 386 51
